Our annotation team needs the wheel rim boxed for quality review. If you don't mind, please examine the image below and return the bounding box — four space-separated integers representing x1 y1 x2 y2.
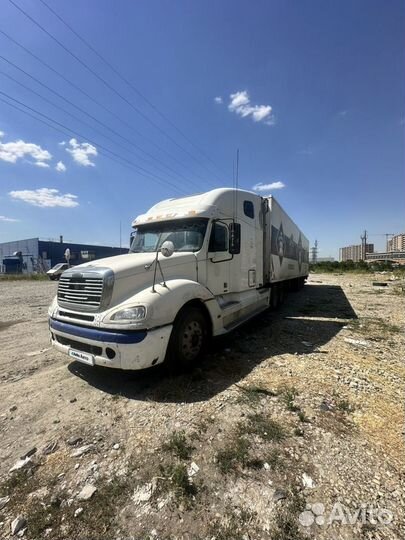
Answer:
181 320 204 361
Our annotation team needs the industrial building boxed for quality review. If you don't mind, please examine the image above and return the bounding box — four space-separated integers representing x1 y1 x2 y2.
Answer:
365 251 405 264
0 237 127 274
339 243 374 262
387 233 405 252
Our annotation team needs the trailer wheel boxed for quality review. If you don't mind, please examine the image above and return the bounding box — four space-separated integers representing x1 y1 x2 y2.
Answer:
291 278 300 292
270 284 280 309
166 306 208 372
278 283 285 305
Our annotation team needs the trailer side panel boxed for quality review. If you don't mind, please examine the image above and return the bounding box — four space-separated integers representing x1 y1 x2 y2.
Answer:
264 196 309 283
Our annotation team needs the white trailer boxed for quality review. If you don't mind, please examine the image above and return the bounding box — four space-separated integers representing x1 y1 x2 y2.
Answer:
48 188 309 371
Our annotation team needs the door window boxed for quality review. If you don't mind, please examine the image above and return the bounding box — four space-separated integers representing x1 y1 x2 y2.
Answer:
209 223 228 252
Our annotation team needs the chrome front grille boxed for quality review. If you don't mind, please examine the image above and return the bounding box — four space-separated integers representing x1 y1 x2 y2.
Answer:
57 267 114 312
58 276 103 309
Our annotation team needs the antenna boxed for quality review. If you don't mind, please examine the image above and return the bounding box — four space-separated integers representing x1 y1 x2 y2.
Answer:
119 220 122 249
235 148 239 191
235 148 239 221
232 158 236 222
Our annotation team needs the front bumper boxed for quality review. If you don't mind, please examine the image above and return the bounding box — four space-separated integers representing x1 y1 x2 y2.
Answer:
49 318 172 370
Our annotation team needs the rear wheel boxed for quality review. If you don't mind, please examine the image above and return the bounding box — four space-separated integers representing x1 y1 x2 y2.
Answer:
291 278 300 292
166 306 208 372
270 283 280 309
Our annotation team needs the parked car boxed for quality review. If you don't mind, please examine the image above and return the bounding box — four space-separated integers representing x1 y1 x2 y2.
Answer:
46 263 70 280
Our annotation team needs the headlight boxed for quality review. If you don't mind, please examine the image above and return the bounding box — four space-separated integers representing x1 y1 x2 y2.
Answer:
111 306 146 322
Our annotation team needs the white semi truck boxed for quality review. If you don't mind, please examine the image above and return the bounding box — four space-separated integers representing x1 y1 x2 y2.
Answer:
48 188 309 371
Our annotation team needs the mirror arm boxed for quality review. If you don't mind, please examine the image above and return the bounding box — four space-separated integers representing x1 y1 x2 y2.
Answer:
151 250 167 293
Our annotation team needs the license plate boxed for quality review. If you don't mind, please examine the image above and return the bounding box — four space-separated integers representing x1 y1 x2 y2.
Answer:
69 349 94 366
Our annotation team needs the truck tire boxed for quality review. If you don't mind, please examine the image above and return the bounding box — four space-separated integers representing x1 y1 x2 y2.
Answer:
166 306 208 372
291 278 300 292
270 284 280 309
278 283 285 305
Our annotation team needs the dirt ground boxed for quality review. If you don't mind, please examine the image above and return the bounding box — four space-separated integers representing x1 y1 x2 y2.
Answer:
0 273 404 540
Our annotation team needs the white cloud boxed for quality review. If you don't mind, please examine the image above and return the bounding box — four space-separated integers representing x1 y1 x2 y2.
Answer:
35 161 50 168
251 105 272 122
214 96 223 104
252 181 285 191
229 91 250 111
0 215 19 222
228 91 274 125
66 138 97 167
55 161 66 172
0 138 52 166
9 188 79 208
0 130 4 138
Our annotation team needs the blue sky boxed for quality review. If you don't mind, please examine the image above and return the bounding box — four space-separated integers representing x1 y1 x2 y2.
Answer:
0 0 404 258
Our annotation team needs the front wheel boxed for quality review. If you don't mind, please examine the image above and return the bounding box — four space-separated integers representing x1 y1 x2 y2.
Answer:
166 306 208 372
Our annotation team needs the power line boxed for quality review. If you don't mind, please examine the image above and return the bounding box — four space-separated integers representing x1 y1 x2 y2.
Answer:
0 92 185 202
8 0 223 184
0 89 188 196
38 0 228 180
0 53 207 190
0 27 213 185
0 93 157 186
0 64 201 188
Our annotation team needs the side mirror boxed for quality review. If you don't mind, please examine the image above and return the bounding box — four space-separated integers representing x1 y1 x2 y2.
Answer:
229 222 241 254
160 240 175 257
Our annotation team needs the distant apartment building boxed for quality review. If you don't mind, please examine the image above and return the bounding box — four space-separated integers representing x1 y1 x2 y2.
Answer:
339 244 374 262
387 233 405 252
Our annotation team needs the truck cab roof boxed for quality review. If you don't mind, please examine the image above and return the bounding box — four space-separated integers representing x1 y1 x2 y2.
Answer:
132 187 260 227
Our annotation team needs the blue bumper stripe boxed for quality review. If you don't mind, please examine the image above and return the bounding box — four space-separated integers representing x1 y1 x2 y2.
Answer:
50 318 147 344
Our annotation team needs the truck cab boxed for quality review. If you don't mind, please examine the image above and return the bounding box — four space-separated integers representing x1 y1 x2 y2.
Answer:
48 188 308 371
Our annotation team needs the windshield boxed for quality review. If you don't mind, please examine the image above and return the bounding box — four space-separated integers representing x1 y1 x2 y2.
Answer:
129 218 208 253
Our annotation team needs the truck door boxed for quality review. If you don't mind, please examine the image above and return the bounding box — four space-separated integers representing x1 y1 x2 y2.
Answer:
206 221 231 295
228 196 263 291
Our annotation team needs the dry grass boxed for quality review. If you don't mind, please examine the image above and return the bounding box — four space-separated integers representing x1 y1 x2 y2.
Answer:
0 273 48 281
240 412 286 442
216 436 251 473
161 430 194 460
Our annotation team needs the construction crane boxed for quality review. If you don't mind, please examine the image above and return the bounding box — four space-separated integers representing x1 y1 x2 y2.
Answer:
368 233 395 252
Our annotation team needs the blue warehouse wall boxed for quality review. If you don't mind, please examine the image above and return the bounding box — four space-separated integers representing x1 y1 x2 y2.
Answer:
0 238 39 273
38 241 127 267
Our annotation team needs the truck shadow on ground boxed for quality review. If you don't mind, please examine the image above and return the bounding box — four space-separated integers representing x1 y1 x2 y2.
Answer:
68 284 357 403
